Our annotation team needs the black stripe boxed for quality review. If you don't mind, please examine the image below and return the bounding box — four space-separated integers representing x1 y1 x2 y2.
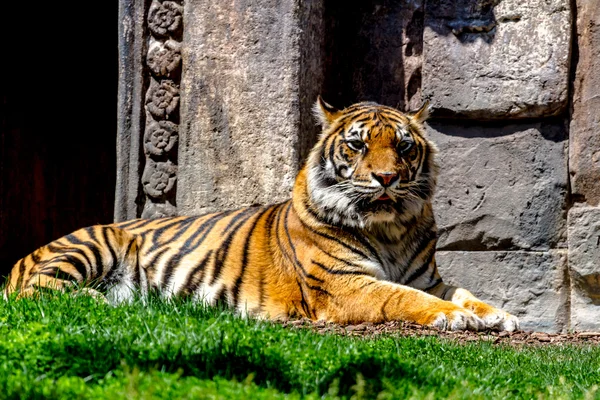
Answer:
402 227 436 280
183 250 214 295
84 227 105 280
213 285 228 306
273 205 313 318
296 277 313 319
223 207 260 234
315 245 364 270
160 253 182 290
311 238 371 272
182 212 227 249
264 203 284 238
159 218 197 246
48 255 89 282
47 244 93 271
305 283 331 297
328 135 336 164
420 144 430 175
232 206 274 307
304 224 370 260
101 237 138 287
302 196 323 222
64 233 85 246
209 207 263 285
160 211 225 287
274 201 321 291
274 203 292 265
125 237 137 256
359 280 376 290
132 247 141 285
146 217 197 252
311 260 368 276
257 268 265 314
347 228 384 266
114 219 149 230
158 216 219 289
145 247 170 272
39 268 79 282
383 115 408 125
126 247 168 286
101 227 118 276
15 258 27 290
403 248 436 286
177 211 234 258
59 233 104 279
31 250 41 264
283 203 323 283
351 115 372 124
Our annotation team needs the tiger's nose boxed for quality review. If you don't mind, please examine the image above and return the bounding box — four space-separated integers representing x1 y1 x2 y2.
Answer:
372 172 398 187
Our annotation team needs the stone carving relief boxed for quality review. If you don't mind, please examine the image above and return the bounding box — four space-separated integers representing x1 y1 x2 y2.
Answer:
141 0 183 218
147 40 182 78
145 79 180 120
144 121 178 156
148 1 183 37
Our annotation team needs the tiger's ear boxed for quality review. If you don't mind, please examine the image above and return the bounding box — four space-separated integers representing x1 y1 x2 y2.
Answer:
313 96 340 129
410 100 431 124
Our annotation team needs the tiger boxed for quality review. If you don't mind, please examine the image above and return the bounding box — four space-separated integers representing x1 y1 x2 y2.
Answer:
3 97 519 332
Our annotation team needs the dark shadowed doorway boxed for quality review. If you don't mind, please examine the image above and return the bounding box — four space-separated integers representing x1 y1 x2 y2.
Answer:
0 1 118 277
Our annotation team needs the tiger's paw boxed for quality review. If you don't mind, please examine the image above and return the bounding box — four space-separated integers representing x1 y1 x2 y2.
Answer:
420 304 485 331
480 309 519 332
463 300 520 332
431 309 486 331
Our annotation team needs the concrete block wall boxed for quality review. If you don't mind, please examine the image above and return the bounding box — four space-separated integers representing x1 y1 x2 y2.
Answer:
117 0 600 332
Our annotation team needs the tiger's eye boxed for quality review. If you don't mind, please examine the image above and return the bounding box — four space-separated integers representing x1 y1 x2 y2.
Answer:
397 140 413 154
347 140 365 151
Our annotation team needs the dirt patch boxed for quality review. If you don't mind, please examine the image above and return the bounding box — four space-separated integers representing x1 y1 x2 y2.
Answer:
279 319 600 346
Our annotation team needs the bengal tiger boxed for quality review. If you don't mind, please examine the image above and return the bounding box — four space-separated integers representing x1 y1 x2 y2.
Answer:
3 98 519 332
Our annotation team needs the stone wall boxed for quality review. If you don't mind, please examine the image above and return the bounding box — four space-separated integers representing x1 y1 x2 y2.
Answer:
117 0 600 332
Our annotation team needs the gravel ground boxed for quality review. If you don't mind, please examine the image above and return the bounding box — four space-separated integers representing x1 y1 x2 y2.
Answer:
279 319 600 346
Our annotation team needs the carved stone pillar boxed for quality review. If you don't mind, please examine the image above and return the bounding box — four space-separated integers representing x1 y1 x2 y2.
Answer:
116 0 326 220
117 0 183 220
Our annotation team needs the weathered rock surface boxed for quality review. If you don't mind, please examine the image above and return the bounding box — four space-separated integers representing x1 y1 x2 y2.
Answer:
428 121 568 251
567 206 600 331
177 0 325 216
569 0 600 206
422 0 571 119
436 250 569 332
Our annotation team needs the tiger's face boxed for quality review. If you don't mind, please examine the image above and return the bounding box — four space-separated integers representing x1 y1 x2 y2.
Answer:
306 98 438 229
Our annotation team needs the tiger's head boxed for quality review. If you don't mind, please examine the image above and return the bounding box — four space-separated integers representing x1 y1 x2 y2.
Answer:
304 97 438 229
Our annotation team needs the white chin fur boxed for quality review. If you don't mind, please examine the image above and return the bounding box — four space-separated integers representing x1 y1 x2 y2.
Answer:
307 164 428 230
307 165 366 228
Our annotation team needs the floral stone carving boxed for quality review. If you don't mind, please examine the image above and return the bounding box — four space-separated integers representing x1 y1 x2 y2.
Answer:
145 79 180 119
146 40 181 78
144 120 178 157
142 159 178 199
148 1 183 38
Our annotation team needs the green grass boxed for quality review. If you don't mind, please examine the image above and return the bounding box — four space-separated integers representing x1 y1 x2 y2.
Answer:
0 293 599 399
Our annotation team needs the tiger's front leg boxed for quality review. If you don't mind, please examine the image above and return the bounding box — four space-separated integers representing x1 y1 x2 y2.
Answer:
426 283 520 332
318 275 486 331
